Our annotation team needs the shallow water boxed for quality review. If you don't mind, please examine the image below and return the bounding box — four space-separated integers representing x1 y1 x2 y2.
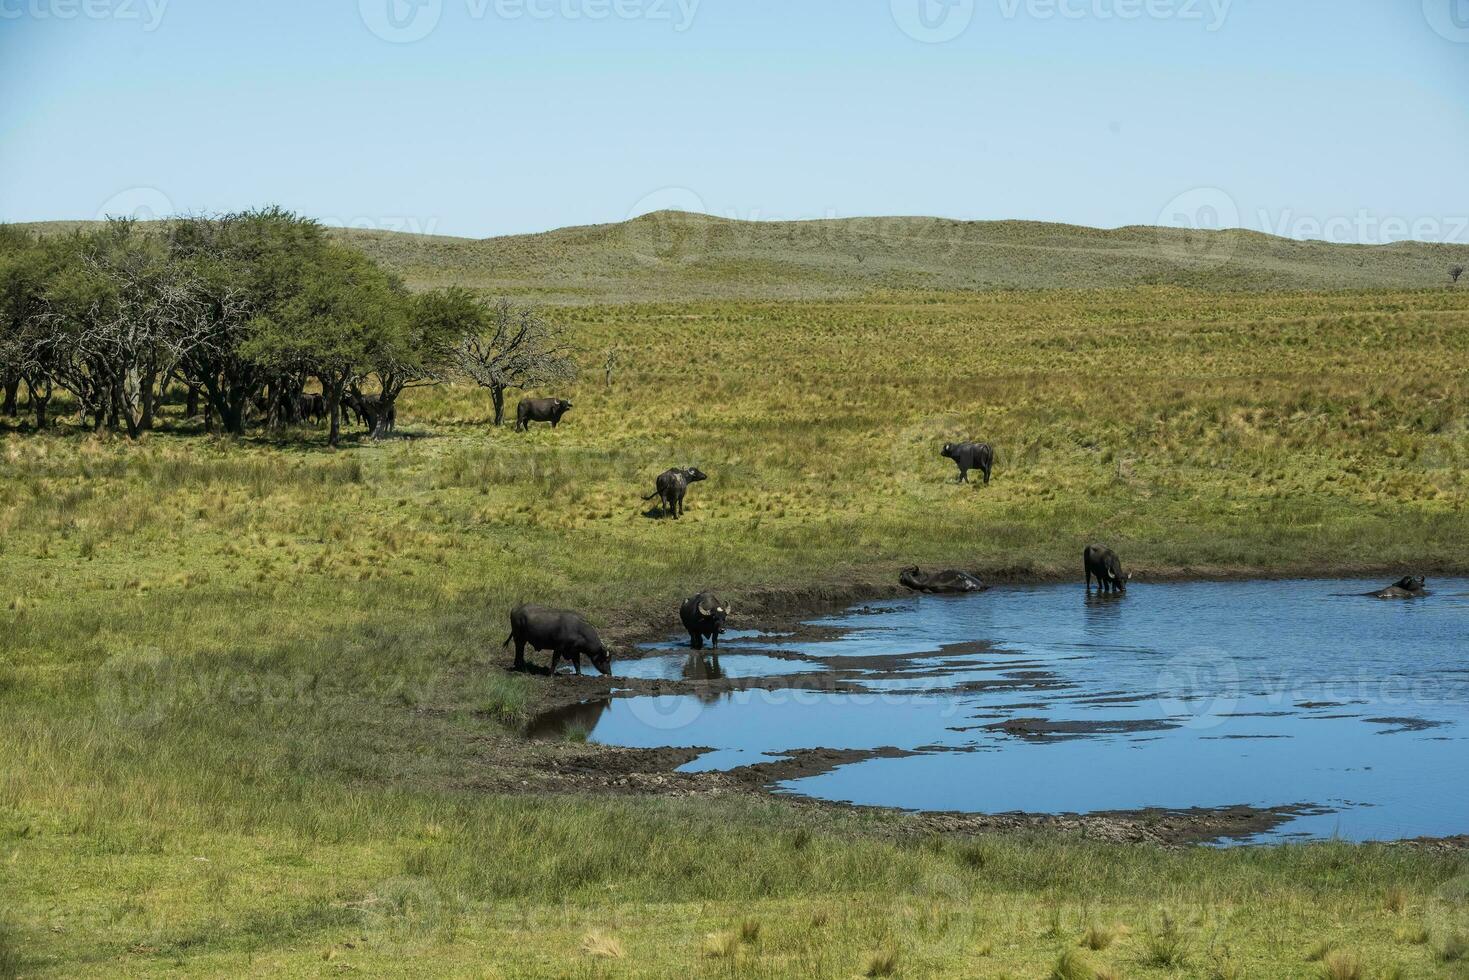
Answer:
541 579 1469 842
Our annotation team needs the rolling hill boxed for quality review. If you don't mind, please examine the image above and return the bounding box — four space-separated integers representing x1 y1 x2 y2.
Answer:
18 210 1469 301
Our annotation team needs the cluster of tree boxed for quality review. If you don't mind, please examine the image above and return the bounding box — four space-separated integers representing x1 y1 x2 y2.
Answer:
0 208 575 446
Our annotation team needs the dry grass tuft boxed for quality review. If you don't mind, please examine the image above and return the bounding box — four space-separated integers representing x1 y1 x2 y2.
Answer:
1315 950 1363 980
1049 948 1098 980
1080 923 1119 951
1382 887 1408 914
700 932 739 960
863 948 900 977
1306 939 1337 962
581 931 625 959
738 918 761 944
1143 913 1188 968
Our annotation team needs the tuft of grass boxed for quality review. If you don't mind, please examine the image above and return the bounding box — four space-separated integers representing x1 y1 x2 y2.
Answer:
863 948 900 977
1307 939 1337 962
1395 926 1429 946
1316 950 1363 980
700 932 739 960
1382 887 1408 914
738 918 761 945
1050 948 1098 980
580 931 625 959
1143 913 1188 968
1442 932 1469 963
1080 923 1118 951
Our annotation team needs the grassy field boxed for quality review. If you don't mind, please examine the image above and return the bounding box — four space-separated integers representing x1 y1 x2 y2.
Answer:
3 280 1469 976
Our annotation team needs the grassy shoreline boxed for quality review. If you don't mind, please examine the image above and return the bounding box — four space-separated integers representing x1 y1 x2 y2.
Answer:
3 287 1469 976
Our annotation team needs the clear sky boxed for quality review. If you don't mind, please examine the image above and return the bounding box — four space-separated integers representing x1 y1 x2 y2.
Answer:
2 0 1467 242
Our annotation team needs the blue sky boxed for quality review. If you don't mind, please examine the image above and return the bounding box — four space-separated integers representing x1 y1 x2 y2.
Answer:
2 0 1467 242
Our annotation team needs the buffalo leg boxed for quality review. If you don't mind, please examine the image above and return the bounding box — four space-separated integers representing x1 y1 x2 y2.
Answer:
711 630 719 650
689 630 703 651
958 468 968 484
549 649 561 674
982 464 991 485
514 639 527 671
571 652 583 676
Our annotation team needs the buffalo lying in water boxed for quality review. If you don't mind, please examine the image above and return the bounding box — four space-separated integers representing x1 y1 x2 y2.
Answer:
1365 576 1429 599
503 604 612 675
680 592 729 649
941 442 994 485
899 567 987 594
1084 545 1130 593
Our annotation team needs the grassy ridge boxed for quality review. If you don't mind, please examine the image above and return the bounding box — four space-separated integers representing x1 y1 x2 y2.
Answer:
22 211 1469 300
2 286 1468 976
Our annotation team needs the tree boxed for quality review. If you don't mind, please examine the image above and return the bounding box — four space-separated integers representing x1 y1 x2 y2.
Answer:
169 208 328 435
1452 265 1465 286
245 243 405 448
355 286 477 440
454 298 577 425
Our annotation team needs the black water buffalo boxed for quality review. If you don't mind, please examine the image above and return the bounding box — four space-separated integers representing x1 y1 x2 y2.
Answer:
515 397 573 432
1366 576 1429 599
503 604 612 676
899 567 987 594
1083 545 1130 593
344 392 395 433
680 592 729 650
643 467 707 518
296 393 325 425
941 442 994 485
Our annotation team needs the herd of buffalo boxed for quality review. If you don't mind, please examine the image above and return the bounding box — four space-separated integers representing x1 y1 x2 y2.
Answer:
502 397 1432 677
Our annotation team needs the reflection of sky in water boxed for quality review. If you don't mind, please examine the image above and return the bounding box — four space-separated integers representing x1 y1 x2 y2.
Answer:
574 579 1469 843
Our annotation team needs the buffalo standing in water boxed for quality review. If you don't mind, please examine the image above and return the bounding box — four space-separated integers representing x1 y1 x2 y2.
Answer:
643 467 707 518
1083 545 1131 593
899 567 987 594
515 397 573 432
680 592 729 649
1365 576 1429 599
941 442 994 485
503 604 612 675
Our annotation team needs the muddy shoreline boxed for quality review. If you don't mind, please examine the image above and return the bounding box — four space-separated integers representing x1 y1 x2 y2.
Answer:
482 563 1466 849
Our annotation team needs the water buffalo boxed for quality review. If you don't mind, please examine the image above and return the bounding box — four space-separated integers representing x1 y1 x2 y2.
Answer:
899 567 987 594
503 604 612 676
516 397 573 432
1366 576 1429 599
941 442 994 485
1083 545 1130 593
680 592 729 649
345 392 395 433
296 393 325 425
643 467 707 518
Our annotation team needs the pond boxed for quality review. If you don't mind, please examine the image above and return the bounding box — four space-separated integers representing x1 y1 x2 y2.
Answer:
535 579 1469 843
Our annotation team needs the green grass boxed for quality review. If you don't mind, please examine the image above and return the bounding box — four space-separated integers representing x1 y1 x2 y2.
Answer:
1 286 1468 975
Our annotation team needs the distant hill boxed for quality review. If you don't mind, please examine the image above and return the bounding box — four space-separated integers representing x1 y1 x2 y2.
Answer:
17 211 1468 302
